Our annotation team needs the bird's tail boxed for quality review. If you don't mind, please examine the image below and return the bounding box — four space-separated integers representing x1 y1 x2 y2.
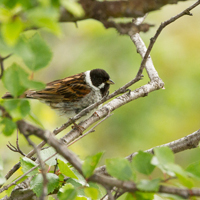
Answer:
2 90 36 99
2 92 14 99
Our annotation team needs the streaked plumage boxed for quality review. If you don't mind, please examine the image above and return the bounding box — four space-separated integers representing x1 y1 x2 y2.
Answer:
2 69 114 118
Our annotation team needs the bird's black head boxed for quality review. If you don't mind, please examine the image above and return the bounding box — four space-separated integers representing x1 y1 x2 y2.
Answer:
90 69 114 97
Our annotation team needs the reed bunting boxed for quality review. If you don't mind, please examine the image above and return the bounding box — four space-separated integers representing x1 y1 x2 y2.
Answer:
2 69 114 118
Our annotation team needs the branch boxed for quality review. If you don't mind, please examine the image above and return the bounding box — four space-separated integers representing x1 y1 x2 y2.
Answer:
96 129 200 174
59 0 188 22
14 120 200 199
4 0 199 185
3 140 46 182
135 0 200 78
127 129 200 160
68 112 113 146
21 133 48 200
0 54 12 79
17 120 83 175
103 21 154 35
0 146 57 194
6 130 26 157
2 0 200 195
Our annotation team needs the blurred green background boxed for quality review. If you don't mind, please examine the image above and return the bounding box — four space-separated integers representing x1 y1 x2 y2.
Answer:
0 1 200 198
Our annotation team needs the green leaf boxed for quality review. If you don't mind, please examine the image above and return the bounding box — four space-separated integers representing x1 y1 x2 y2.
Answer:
6 175 28 197
135 191 154 200
30 174 44 197
23 33 52 71
73 170 86 185
14 35 35 64
16 65 45 90
25 80 45 90
0 7 12 23
30 173 59 197
75 196 88 200
20 157 39 177
40 147 57 166
132 151 155 175
19 100 30 117
125 193 135 200
58 159 78 179
159 193 185 200
88 182 102 198
82 152 103 178
3 99 20 111
27 7 60 35
153 147 174 165
51 0 60 8
84 187 99 200
0 118 16 136
137 179 161 192
151 147 175 175
48 196 55 200
152 147 193 187
186 161 200 181
2 63 27 96
106 157 134 181
1 17 24 45
2 0 18 8
66 178 85 196
166 163 193 188
58 183 77 200
58 173 64 183
46 173 60 194
18 0 36 9
3 99 30 119
61 0 84 18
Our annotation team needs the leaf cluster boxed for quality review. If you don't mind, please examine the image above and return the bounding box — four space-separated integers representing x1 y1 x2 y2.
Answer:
0 0 84 137
5 147 200 199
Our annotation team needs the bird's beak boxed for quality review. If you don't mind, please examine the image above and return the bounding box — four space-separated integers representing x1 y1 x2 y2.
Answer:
106 79 115 84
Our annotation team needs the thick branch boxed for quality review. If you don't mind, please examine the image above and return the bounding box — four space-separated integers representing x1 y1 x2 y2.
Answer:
60 0 188 22
14 120 200 199
135 0 200 77
96 129 200 174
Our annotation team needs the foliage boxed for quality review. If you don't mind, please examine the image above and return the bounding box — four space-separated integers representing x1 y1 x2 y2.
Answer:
82 152 103 178
14 147 200 199
0 0 200 200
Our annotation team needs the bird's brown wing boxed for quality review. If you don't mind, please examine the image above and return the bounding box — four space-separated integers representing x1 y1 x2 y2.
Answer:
26 73 91 102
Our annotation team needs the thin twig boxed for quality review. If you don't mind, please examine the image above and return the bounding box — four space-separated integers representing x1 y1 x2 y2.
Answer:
135 0 200 78
53 75 141 135
3 140 46 183
106 188 115 200
3 112 113 191
0 151 56 193
16 121 200 199
2 69 140 181
2 0 200 194
68 111 113 147
6 130 26 156
0 54 12 79
21 133 48 200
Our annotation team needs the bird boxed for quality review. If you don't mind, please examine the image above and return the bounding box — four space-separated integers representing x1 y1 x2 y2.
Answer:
2 68 114 119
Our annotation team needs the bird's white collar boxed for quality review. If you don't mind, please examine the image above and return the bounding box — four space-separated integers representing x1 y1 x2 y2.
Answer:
85 70 99 91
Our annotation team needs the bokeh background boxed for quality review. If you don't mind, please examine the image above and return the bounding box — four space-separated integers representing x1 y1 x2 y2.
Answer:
0 1 200 199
